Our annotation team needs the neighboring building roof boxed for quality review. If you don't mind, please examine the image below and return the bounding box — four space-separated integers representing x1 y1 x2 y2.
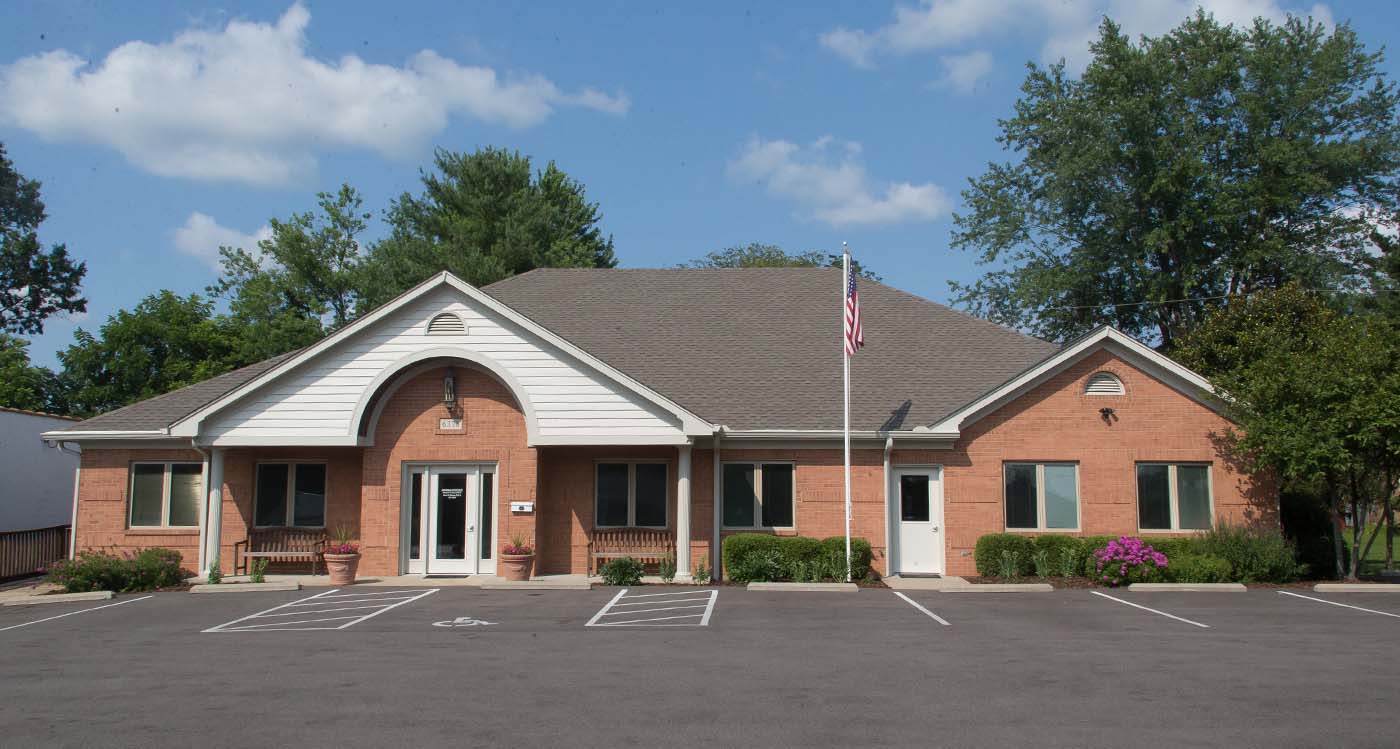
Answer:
0 405 80 422
51 268 1063 436
51 351 300 434
483 268 1058 431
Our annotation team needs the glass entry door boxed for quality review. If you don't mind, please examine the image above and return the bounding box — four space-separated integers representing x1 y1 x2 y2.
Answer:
405 464 496 576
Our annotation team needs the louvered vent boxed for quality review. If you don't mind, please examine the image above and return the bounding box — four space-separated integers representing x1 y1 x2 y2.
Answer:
427 312 466 335
1084 372 1125 396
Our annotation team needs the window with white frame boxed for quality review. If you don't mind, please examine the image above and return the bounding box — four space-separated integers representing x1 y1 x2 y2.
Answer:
129 462 203 528
1004 462 1079 531
254 463 327 528
722 463 794 529
595 462 668 528
1137 463 1212 531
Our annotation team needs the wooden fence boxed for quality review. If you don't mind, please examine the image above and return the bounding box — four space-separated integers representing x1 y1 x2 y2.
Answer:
0 525 70 580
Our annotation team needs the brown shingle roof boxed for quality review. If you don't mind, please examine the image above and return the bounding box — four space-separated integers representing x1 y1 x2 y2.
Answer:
483 268 1057 431
53 350 301 433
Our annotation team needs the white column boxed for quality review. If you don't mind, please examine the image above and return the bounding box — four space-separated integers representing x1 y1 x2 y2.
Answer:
676 443 692 578
203 448 225 578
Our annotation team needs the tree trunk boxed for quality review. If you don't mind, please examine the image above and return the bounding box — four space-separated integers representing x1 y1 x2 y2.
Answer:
1330 482 1346 581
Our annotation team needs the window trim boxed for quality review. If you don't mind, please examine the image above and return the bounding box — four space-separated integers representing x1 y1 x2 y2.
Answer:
253 461 329 529
1003 462 1081 532
1136 462 1214 533
721 461 797 531
592 460 669 530
128 461 203 530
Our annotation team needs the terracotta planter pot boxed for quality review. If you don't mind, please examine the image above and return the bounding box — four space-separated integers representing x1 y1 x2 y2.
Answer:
499 553 534 582
323 553 361 586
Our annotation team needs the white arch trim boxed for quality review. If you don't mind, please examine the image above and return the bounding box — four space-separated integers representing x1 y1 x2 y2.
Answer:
351 347 542 447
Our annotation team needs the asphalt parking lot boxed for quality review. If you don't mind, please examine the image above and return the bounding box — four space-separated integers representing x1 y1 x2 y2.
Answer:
1 586 1397 748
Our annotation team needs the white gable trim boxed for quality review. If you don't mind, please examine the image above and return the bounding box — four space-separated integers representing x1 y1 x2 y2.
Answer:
171 272 713 439
927 327 1219 435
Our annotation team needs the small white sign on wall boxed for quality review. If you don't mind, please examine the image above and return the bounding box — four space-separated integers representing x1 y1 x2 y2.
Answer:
510 501 534 513
439 417 464 430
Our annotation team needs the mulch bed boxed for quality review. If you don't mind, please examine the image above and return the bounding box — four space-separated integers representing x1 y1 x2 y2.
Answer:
964 575 1099 589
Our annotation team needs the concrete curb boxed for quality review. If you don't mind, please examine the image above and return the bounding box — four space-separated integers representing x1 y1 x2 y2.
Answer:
939 583 1055 592
1129 583 1246 592
481 580 592 591
746 582 858 592
1313 583 1400 592
2 590 115 606
190 582 302 594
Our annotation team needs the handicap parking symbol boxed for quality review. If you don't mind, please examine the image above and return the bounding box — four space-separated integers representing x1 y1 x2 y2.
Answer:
433 616 496 628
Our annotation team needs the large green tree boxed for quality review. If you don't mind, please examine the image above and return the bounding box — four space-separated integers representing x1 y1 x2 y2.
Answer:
952 14 1400 348
1175 286 1400 579
58 291 236 416
1 143 86 334
210 185 368 362
0 334 61 412
363 147 616 306
682 242 880 279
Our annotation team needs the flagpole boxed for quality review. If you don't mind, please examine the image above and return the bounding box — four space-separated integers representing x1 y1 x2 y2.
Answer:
842 243 853 583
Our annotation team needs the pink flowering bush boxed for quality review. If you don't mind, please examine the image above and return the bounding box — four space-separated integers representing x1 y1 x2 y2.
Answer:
1092 536 1169 586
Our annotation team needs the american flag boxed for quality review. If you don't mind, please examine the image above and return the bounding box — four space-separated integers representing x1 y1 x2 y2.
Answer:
844 265 864 357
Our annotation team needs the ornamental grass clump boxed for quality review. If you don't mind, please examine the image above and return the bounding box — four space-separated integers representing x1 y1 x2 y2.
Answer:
1092 536 1168 586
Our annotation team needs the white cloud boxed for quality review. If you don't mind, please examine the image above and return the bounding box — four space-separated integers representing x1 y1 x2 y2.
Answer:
728 136 950 227
0 3 630 186
822 0 1333 72
929 50 995 93
172 212 272 270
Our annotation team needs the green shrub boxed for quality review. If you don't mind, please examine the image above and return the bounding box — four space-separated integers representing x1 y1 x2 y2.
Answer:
1166 553 1233 583
1031 535 1081 574
1057 547 1081 577
46 548 186 593
207 556 223 584
693 555 712 585
1030 549 1051 578
250 558 268 584
599 557 645 586
1194 525 1300 582
722 534 874 582
974 534 1033 576
1147 536 1200 561
997 549 1024 579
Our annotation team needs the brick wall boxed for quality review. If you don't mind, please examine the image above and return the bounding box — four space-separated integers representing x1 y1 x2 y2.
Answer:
73 448 204 571
895 348 1274 576
360 365 536 576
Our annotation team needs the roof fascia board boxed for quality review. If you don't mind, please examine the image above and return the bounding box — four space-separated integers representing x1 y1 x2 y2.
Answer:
929 327 1220 433
172 271 713 438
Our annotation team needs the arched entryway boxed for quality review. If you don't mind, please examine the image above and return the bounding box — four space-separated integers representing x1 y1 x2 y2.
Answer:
355 360 538 576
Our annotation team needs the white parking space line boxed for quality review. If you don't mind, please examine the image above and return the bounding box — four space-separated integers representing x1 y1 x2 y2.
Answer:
0 595 152 633
205 589 439 632
894 592 950 626
1090 591 1210 628
1279 591 1400 619
586 588 718 627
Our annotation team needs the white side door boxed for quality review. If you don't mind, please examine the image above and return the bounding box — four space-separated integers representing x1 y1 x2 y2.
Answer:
426 466 479 575
894 467 944 575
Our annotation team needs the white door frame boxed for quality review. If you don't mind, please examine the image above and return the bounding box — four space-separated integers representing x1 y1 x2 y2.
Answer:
401 462 498 576
890 465 945 576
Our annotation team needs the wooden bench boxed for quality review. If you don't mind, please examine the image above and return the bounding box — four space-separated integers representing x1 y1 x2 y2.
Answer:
588 528 675 576
234 529 327 576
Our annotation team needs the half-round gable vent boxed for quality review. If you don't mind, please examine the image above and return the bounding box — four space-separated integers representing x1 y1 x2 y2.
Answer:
1084 372 1125 396
427 312 466 335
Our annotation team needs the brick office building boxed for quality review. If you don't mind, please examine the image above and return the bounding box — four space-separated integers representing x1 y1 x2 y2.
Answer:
44 269 1272 580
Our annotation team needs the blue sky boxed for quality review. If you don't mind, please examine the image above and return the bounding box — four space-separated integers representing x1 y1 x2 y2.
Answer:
3 0 1396 366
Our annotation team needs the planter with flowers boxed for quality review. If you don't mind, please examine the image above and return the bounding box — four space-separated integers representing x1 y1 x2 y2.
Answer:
499 534 534 582
323 526 361 586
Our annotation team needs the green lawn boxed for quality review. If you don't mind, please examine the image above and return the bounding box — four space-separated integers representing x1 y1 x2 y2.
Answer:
1342 523 1399 575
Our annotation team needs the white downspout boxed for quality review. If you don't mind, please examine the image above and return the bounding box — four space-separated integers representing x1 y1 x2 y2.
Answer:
883 436 894 578
49 441 82 559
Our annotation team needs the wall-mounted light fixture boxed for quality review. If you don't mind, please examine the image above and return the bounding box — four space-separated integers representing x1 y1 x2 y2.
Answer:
1099 406 1117 425
443 368 456 412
